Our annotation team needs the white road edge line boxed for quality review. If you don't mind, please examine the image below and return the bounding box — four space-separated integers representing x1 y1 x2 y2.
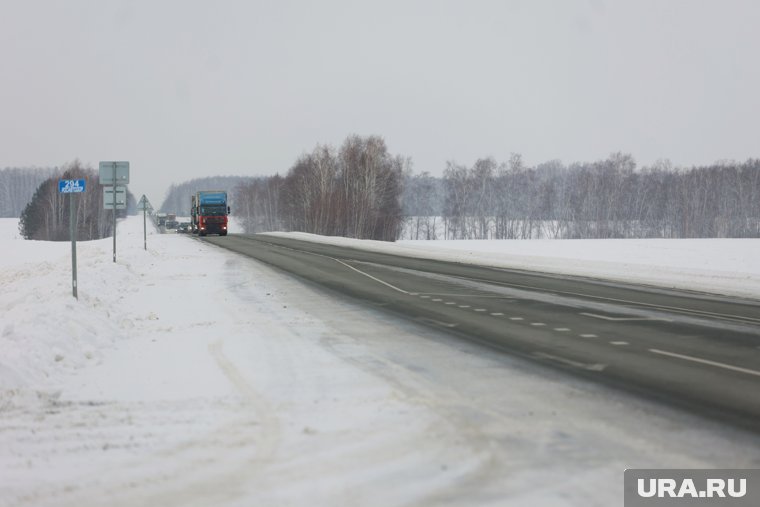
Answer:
331 258 409 294
533 352 607 372
581 312 671 322
417 317 458 328
649 348 760 378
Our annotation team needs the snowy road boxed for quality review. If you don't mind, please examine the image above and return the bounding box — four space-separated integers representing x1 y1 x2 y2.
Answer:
207 234 760 430
2 217 760 506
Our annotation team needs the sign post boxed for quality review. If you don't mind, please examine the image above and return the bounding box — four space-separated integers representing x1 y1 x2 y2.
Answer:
112 164 116 262
99 161 130 263
59 179 86 299
138 195 150 250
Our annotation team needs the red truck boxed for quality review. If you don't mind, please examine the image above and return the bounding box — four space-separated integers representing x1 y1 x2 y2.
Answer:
191 190 230 236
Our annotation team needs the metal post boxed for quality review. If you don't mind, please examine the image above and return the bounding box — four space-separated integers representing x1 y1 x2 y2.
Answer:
143 202 147 250
70 192 78 299
112 162 117 262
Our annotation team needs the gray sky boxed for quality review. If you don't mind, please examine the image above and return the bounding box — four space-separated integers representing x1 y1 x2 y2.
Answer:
1 0 759 203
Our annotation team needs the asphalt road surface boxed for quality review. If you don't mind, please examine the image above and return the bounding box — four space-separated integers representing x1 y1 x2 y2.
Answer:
202 234 760 432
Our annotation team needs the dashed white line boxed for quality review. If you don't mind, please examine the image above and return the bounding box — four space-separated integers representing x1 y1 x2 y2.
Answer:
649 349 760 378
579 334 598 338
510 317 524 321
445 302 457 305
554 328 571 332
420 295 430 299
531 323 546 327
490 312 504 316
609 341 629 346
474 308 487 312
459 305 470 308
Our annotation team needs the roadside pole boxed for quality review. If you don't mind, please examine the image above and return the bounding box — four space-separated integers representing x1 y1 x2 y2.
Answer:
59 178 85 299
112 163 116 262
98 161 129 263
70 191 78 299
139 194 149 250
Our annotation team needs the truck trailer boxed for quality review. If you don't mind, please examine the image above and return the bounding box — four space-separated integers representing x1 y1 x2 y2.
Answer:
191 191 230 236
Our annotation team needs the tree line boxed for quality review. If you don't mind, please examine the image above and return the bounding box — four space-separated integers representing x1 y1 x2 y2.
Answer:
228 147 760 241
0 167 59 217
232 135 406 241
18 161 134 241
7 146 759 242
402 154 760 240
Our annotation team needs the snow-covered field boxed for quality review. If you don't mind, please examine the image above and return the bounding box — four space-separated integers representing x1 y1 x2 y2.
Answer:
1 217 759 507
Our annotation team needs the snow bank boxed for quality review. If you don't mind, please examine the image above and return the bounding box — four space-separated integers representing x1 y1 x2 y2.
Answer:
0 219 140 392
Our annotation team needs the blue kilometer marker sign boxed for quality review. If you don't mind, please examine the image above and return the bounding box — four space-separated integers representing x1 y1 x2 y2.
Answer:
59 179 86 193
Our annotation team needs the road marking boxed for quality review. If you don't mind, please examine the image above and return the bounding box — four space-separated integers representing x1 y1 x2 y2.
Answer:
369 291 516 300
581 312 671 322
649 349 760 378
490 312 504 316
510 317 524 321
442 270 760 325
531 322 546 327
331 258 410 294
609 341 629 346
417 317 459 328
533 352 607 371
554 327 571 332
474 308 487 312
580 334 598 338
445 301 457 305
420 295 430 299
459 305 470 308
250 239 760 327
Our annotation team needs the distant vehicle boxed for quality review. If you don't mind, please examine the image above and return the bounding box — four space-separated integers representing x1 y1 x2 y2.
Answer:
191 191 230 236
156 212 167 226
165 220 178 230
177 222 191 233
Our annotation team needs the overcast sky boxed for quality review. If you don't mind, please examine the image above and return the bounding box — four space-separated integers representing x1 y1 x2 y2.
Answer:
1 0 758 202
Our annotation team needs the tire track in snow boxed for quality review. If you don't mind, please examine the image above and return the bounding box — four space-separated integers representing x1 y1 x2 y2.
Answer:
207 338 281 463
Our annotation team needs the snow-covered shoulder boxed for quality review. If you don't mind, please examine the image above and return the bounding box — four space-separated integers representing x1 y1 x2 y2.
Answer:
262 231 760 300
